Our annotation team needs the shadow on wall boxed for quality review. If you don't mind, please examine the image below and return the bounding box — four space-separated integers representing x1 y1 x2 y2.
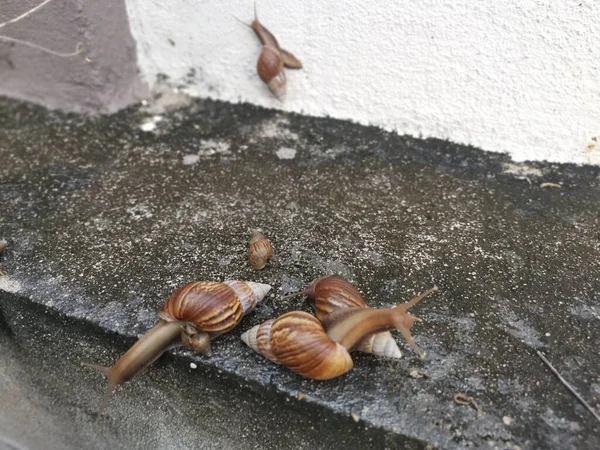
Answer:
0 0 147 113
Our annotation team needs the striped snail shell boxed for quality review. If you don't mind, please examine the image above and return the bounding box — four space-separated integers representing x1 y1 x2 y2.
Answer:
286 275 403 359
87 280 271 416
248 231 273 270
159 280 272 352
241 311 353 380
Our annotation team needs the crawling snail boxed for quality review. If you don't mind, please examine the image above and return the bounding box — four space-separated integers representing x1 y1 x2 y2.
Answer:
236 4 302 99
248 231 273 270
242 286 438 380
86 280 271 415
284 276 405 358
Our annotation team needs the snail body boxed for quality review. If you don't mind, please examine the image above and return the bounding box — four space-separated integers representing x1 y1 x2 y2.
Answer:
286 276 403 359
87 280 271 416
248 231 273 270
242 286 437 380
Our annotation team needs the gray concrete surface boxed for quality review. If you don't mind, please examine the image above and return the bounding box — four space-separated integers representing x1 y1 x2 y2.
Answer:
0 93 599 449
0 294 415 450
0 0 147 113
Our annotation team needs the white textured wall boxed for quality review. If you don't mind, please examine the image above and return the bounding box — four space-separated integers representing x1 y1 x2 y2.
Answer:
125 0 600 165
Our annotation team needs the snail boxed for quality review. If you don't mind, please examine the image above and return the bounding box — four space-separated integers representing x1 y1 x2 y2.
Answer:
236 4 302 99
284 276 409 359
86 280 271 416
248 231 273 270
242 286 438 380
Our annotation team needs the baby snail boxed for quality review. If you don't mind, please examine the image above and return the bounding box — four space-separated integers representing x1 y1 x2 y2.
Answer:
86 280 271 416
236 4 302 100
284 276 410 359
248 231 273 270
243 285 438 380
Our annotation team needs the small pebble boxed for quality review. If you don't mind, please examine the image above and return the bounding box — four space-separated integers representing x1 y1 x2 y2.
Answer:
545 332 551 337
351 412 360 423
409 368 428 379
190 362 197 369
140 115 163 132
503 416 514 425
0 239 7 254
276 147 297 160
183 154 200 165
297 393 305 401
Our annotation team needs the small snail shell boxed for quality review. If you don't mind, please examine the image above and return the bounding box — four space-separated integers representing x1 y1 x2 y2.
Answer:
242 311 353 380
257 46 286 99
286 276 402 359
248 231 273 270
86 280 271 416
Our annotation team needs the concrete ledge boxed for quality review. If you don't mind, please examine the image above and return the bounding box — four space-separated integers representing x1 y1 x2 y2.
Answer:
0 291 417 450
1 95 599 449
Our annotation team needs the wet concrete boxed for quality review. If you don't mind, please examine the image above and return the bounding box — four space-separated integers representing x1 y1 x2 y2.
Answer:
0 94 599 449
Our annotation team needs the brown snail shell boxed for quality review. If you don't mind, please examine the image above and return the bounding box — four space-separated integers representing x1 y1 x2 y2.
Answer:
159 280 270 340
242 311 353 380
257 46 286 99
87 280 271 416
248 231 273 270
288 276 402 359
